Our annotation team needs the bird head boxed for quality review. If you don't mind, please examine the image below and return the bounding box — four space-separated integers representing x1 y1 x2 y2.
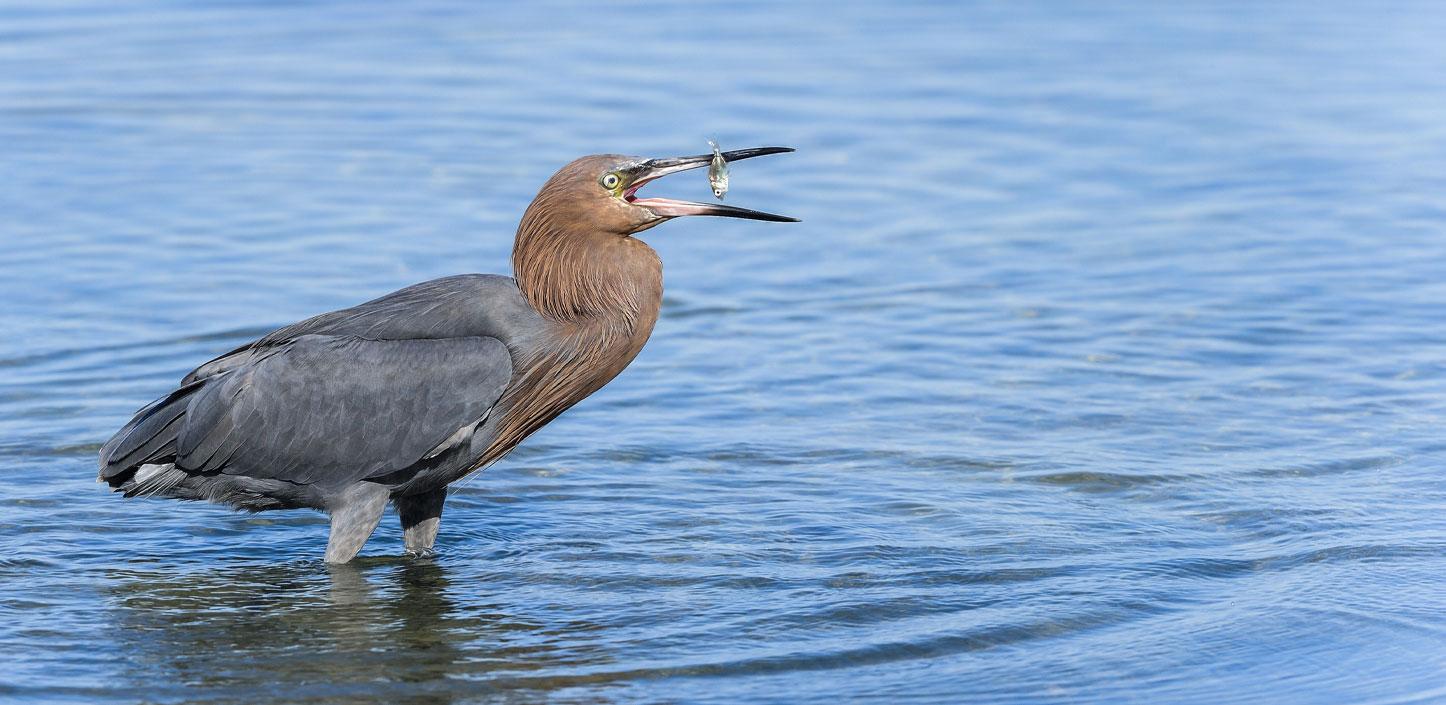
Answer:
521 148 797 239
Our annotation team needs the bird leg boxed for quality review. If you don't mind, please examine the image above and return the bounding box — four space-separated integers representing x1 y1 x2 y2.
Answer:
396 487 447 557
324 481 390 563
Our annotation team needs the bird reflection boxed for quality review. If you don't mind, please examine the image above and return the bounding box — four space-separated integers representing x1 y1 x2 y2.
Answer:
103 558 609 702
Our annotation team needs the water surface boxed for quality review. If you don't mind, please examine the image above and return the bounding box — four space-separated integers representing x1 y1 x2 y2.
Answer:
2 2 1445 703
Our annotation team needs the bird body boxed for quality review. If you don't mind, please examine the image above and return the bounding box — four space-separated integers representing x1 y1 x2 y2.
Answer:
100 148 794 562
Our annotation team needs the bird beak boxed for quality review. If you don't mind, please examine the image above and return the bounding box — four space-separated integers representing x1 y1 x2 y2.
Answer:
625 147 799 223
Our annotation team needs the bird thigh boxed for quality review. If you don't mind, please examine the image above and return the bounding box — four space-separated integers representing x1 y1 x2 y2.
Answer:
397 487 447 554
324 482 390 563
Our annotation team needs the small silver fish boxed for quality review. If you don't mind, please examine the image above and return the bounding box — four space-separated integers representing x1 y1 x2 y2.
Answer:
707 139 728 199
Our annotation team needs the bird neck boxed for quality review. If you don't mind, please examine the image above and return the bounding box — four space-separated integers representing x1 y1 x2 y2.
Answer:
511 213 663 331
479 221 663 470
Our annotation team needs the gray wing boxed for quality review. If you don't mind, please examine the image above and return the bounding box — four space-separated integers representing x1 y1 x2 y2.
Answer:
173 334 511 487
183 274 534 384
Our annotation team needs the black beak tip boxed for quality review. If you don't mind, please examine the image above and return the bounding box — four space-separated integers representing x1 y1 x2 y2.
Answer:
721 146 796 162
718 147 797 222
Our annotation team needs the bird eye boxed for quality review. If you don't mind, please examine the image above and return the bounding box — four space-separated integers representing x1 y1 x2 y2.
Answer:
602 173 621 190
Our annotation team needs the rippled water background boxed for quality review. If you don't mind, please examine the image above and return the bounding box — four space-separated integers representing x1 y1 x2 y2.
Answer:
3 2 1446 703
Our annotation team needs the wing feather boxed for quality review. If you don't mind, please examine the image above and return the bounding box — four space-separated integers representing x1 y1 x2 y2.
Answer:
174 334 512 488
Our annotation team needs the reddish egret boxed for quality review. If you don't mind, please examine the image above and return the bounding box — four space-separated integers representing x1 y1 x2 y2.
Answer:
99 147 796 562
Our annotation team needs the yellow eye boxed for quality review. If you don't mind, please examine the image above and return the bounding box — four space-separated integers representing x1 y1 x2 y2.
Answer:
602 173 621 190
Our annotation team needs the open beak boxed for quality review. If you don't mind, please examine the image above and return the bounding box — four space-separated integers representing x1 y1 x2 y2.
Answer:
625 147 799 222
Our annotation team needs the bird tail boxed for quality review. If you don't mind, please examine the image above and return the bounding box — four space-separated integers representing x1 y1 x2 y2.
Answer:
98 381 202 496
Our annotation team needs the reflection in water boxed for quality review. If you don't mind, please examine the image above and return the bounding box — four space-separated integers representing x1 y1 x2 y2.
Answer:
105 559 611 703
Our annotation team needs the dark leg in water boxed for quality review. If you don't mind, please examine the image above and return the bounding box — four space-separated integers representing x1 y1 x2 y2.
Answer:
324 482 390 563
397 487 447 556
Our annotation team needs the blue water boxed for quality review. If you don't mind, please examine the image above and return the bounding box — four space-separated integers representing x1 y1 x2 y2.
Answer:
3 2 1445 703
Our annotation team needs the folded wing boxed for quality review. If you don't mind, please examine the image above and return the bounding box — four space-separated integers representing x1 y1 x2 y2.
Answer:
102 333 512 492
